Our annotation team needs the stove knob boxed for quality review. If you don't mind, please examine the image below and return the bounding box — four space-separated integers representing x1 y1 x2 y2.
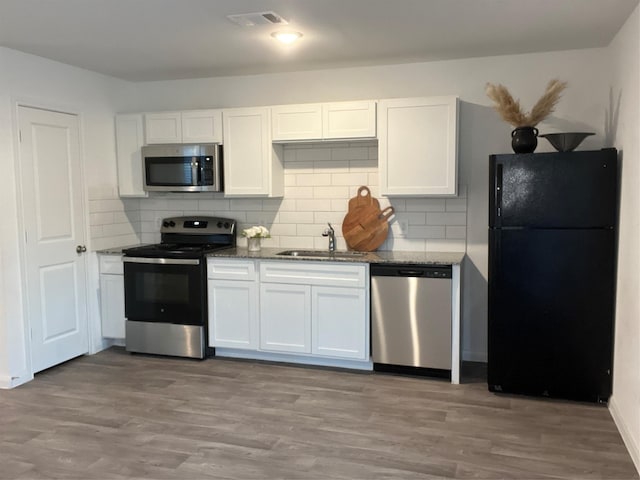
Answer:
224 222 230 229
217 221 223 228
169 221 176 227
162 221 170 227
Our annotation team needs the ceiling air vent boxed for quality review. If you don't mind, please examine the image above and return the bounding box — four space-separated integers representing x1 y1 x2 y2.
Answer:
227 11 289 27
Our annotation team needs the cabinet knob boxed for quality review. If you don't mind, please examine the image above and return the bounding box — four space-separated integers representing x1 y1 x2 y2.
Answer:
76 245 87 254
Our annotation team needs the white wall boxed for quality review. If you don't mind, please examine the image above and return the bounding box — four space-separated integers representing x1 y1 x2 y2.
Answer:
0 47 136 386
609 5 640 472
129 49 611 361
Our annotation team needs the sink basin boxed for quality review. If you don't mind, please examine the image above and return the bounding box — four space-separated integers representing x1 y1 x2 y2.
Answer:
277 250 367 258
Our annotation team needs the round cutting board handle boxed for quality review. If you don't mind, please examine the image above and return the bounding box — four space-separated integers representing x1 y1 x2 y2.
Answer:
357 186 372 201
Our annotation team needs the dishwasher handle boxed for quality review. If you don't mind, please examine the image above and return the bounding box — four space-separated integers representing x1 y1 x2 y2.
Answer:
371 264 452 279
397 269 426 276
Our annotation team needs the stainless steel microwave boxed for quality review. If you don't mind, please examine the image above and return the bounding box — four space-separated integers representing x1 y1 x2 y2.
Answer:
142 144 223 192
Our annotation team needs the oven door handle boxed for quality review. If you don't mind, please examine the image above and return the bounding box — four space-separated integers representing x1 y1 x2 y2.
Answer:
123 257 201 265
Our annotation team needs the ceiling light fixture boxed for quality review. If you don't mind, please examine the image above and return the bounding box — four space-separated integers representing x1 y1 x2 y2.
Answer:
271 31 303 45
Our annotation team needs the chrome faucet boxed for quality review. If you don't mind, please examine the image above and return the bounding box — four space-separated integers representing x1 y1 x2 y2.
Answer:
322 223 336 252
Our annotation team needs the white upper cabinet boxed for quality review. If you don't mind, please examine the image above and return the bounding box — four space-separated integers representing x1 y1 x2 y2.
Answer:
144 111 182 144
378 96 459 196
323 101 376 140
114 114 147 197
271 103 323 141
145 109 223 144
271 101 376 142
181 109 223 143
223 107 284 197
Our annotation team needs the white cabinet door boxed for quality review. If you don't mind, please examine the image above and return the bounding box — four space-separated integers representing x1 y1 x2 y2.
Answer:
208 279 258 349
378 96 458 196
99 255 125 339
223 107 284 197
100 273 125 338
271 101 376 142
182 109 223 144
145 111 182 144
115 114 147 197
323 101 376 139
271 104 322 141
260 283 311 354
312 286 367 360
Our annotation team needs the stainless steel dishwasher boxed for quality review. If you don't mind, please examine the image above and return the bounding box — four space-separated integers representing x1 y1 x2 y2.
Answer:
371 264 452 378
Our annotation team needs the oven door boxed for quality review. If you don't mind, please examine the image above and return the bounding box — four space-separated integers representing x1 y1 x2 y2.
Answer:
123 257 205 325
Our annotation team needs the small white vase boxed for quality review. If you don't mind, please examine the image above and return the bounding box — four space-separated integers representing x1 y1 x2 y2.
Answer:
247 237 262 252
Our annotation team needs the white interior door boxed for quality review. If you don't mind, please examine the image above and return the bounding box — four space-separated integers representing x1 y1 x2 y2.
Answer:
19 106 89 373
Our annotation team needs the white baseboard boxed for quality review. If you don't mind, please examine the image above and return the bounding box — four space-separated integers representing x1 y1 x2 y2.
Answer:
91 337 123 354
0 375 13 389
215 348 373 371
463 350 487 362
609 395 640 476
0 371 33 389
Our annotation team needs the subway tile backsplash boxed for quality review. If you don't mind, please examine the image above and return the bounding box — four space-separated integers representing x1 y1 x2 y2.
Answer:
90 141 467 253
88 186 140 251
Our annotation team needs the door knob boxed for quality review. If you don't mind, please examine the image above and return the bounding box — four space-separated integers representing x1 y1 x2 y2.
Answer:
76 245 87 254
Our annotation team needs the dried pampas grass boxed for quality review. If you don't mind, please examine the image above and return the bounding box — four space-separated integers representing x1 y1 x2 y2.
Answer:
486 79 568 127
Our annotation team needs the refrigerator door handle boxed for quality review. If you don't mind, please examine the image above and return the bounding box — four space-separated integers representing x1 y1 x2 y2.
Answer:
496 163 503 220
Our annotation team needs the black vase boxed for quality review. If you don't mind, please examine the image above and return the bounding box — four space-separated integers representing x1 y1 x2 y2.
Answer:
511 126 538 154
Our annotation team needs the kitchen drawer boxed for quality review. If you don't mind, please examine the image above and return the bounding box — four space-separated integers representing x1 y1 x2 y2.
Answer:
207 258 257 281
260 261 366 288
99 255 124 275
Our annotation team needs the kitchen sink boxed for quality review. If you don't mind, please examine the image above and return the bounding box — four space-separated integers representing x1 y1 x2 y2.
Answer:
277 250 367 258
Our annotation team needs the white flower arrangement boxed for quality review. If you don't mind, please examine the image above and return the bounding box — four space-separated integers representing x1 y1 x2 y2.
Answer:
242 225 270 239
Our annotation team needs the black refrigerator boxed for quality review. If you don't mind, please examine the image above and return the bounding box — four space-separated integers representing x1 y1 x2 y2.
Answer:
488 148 617 403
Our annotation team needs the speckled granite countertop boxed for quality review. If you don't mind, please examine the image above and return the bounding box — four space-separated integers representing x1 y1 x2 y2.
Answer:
207 247 465 265
98 245 464 265
96 244 145 255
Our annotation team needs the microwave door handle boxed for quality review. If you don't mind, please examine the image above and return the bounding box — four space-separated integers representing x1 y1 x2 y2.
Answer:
191 158 198 186
199 158 206 186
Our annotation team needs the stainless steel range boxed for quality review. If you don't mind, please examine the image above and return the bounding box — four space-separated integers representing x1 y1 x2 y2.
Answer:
122 216 236 359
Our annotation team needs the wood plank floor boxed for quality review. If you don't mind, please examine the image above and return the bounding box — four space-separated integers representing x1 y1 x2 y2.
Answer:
0 348 636 479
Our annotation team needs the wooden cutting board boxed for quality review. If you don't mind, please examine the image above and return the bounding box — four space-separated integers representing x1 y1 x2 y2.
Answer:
351 207 395 251
343 206 395 251
348 186 380 212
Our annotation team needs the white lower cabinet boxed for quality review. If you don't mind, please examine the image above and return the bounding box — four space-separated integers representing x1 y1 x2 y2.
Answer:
207 259 258 350
208 280 258 349
312 286 367 359
259 261 369 361
99 255 125 339
207 258 370 366
259 283 311 354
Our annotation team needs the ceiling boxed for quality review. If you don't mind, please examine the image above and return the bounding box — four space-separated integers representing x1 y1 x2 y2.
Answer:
0 0 638 82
